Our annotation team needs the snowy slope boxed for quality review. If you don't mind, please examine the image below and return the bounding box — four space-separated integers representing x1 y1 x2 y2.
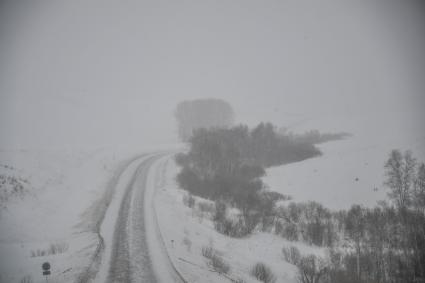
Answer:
0 144 182 283
154 158 323 283
0 149 121 283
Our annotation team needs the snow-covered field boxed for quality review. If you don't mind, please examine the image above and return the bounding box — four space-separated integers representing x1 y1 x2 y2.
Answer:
264 137 389 210
264 113 425 210
0 145 182 283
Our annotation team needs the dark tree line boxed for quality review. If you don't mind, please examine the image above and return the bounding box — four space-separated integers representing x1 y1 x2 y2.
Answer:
249 123 322 167
279 128 351 145
175 123 321 236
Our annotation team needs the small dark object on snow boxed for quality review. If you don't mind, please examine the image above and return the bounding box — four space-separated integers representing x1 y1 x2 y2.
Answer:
42 262 50 271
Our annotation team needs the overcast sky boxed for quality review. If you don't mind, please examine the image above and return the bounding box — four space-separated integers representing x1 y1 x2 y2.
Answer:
1 0 424 150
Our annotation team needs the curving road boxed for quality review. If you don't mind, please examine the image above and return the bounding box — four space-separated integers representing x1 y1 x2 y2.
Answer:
93 152 186 283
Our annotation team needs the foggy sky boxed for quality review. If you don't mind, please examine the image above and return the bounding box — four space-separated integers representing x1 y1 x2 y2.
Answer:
1 0 424 149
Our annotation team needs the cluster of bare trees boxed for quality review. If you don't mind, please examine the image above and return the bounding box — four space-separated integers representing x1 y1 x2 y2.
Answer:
175 122 321 236
384 149 425 212
281 204 425 283
276 150 425 283
274 201 336 246
328 204 424 283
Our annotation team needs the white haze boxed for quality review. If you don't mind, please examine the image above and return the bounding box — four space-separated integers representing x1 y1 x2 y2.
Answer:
1 0 424 150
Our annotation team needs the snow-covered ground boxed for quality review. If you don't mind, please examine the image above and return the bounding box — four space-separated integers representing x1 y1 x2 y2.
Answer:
151 115 425 282
264 113 425 210
264 137 389 210
93 153 152 283
1 114 422 282
154 158 323 283
0 149 113 283
0 144 182 283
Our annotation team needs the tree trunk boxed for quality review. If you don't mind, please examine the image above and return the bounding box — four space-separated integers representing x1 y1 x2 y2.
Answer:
356 243 361 280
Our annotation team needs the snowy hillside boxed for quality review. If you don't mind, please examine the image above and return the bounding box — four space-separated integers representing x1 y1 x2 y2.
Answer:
0 145 181 283
0 149 119 282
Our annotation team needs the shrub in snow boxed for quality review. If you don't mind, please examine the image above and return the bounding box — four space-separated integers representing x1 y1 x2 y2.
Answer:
20 275 33 283
202 246 215 259
0 173 28 210
250 262 276 283
182 193 196 208
201 246 230 274
210 254 230 274
213 201 226 222
213 201 259 237
31 249 46 257
48 242 69 255
274 202 338 247
30 242 69 257
274 218 299 241
182 236 192 252
197 200 215 215
214 217 248 238
282 245 301 265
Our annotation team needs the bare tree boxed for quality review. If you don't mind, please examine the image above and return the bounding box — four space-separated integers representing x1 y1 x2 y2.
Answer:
297 254 328 283
413 163 425 213
384 150 417 210
251 262 276 283
345 205 365 280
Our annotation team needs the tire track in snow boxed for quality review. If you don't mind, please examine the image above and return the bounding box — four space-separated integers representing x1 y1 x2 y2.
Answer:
106 155 158 282
100 151 186 283
77 154 148 283
144 157 188 283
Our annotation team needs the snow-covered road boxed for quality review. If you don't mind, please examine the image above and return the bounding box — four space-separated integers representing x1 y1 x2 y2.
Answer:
93 152 186 283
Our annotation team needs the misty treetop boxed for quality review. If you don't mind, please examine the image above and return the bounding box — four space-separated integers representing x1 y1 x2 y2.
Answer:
175 98 234 141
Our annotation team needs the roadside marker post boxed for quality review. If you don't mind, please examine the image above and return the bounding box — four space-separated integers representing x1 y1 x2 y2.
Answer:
42 262 51 283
